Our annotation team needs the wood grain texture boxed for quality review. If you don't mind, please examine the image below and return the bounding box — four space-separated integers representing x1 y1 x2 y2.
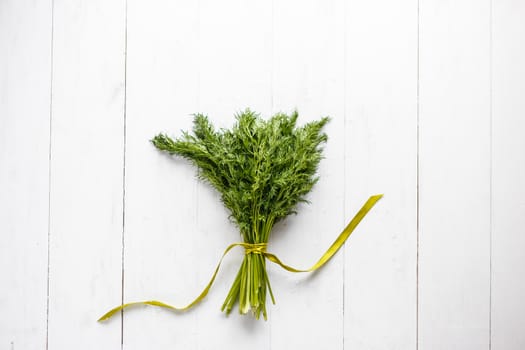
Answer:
0 1 52 349
270 0 345 348
4 1 525 349
47 0 126 348
123 0 201 348
491 1 525 349
418 0 491 348
195 0 272 347
124 0 273 349
344 0 418 348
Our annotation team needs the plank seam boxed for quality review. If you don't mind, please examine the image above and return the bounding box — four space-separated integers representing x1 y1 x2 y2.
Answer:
120 0 128 348
342 0 347 348
489 0 493 348
269 0 274 348
416 0 421 349
46 0 55 348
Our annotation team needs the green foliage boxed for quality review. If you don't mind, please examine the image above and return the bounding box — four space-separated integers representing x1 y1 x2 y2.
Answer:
152 109 329 243
151 109 329 319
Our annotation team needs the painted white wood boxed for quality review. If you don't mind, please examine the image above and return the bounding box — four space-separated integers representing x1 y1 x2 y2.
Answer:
418 0 491 348
123 1 201 349
491 2 525 349
271 0 345 348
195 0 272 348
343 0 418 349
5 1 525 349
124 0 272 349
47 0 126 349
0 1 52 349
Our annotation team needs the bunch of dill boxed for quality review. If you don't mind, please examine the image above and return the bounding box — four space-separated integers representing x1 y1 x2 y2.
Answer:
151 109 329 320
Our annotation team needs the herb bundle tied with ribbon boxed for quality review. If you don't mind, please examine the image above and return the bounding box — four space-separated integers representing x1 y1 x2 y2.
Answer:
99 109 382 321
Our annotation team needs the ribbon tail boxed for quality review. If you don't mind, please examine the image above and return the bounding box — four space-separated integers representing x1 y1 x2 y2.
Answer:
98 243 242 322
98 194 382 321
264 194 383 273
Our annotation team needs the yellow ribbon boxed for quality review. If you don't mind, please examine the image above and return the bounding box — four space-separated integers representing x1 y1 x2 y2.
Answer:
98 194 382 322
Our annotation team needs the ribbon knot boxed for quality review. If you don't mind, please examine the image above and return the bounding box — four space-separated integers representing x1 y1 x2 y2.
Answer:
242 242 268 255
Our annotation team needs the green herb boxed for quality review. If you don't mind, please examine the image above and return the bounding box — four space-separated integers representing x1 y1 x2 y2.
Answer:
151 109 329 320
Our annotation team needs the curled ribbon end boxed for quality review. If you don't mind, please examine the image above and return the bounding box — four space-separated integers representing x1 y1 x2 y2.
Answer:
97 306 122 322
97 313 112 322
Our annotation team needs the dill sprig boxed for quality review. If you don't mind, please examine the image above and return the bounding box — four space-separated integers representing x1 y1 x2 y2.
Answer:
152 109 329 319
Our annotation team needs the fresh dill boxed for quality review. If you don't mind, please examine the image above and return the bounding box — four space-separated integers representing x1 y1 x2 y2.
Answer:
151 109 329 319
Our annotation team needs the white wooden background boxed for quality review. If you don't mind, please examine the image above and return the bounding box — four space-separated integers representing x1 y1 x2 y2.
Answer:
1 0 524 349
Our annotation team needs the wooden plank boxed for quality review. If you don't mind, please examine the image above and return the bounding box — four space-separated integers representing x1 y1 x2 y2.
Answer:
194 0 272 347
123 1 201 349
0 1 52 348
491 1 525 349
418 0 491 348
271 0 345 348
47 1 126 349
124 0 272 348
343 0 418 348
